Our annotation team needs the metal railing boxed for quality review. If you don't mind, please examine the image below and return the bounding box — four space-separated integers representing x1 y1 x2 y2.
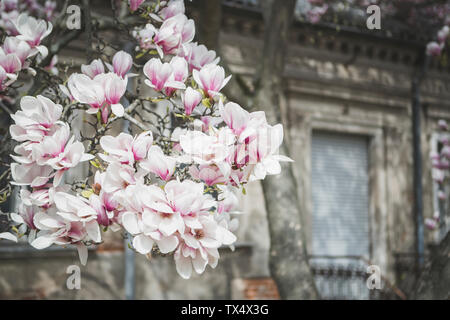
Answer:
309 256 403 300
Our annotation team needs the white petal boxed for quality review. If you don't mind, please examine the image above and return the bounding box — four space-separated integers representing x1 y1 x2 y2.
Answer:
10 213 24 224
133 234 154 254
111 103 124 117
122 212 140 235
86 221 101 243
156 235 179 254
31 235 54 249
0 232 17 242
175 254 192 279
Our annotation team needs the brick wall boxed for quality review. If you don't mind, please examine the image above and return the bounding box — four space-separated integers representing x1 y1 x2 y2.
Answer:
231 278 280 300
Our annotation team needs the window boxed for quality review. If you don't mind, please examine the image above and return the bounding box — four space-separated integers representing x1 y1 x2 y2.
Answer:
310 131 370 299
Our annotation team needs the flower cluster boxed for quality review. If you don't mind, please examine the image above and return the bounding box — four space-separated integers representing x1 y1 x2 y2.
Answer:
63 51 134 122
1 0 292 279
1 95 97 263
0 9 53 91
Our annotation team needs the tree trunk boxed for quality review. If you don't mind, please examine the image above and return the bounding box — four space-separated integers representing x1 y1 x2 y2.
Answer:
252 0 318 300
197 0 318 299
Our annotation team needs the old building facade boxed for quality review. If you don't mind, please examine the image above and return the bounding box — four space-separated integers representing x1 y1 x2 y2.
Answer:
0 1 449 299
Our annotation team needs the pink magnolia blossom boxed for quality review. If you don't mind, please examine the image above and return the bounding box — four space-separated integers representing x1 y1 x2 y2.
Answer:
220 102 251 137
246 123 294 180
1 37 33 65
68 73 105 112
81 59 105 79
112 50 133 78
174 215 236 279
133 23 156 50
153 13 195 57
189 164 226 186
140 145 176 181
10 162 53 187
129 0 145 12
143 58 186 92
32 129 94 186
0 51 21 79
164 56 188 96
96 72 128 117
102 162 145 194
426 41 443 56
179 128 235 170
9 95 63 142
100 131 153 165
437 26 449 43
0 10 19 35
181 87 202 115
181 42 220 71
160 0 185 20
31 192 101 265
193 64 231 98
1 0 18 12
14 13 52 57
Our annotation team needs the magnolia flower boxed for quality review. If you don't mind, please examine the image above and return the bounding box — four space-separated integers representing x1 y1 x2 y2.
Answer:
140 145 176 181
1 0 18 12
9 95 63 142
100 131 153 165
67 73 105 112
14 13 52 57
153 13 195 57
174 215 236 279
102 162 145 194
32 129 94 186
111 50 133 78
97 72 128 117
164 56 188 96
10 162 53 187
133 23 156 50
181 87 202 115
31 192 101 265
220 102 251 137
89 194 113 227
1 36 33 65
0 51 21 78
9 202 39 243
246 123 294 180
189 164 226 186
438 26 449 43
143 58 186 92
181 42 220 71
129 0 145 12
179 128 235 169
426 42 443 56
160 0 185 20
81 59 105 79
0 10 19 35
193 64 231 98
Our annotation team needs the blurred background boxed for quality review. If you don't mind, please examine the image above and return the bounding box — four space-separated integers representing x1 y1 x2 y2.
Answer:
0 0 449 300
